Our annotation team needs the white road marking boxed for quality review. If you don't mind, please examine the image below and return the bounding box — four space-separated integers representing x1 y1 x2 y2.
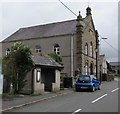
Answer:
92 94 108 104
72 109 82 114
111 88 119 93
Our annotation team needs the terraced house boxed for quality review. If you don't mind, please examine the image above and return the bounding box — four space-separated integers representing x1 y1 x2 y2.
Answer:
2 7 100 93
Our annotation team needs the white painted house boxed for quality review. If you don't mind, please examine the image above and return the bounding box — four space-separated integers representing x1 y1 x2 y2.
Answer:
99 54 107 81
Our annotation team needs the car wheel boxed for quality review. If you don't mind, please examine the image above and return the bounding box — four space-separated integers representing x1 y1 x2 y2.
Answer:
75 88 79 92
92 86 95 92
98 85 101 90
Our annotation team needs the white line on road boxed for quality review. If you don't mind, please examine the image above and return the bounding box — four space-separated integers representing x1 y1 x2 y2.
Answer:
92 94 108 104
72 109 82 114
111 88 119 93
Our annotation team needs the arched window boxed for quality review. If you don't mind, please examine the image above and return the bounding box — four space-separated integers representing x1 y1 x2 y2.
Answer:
85 43 88 55
90 62 94 75
85 61 89 75
6 48 11 55
53 43 60 55
35 45 42 53
90 42 93 57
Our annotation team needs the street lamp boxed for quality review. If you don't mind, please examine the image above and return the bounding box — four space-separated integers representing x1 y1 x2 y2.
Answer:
100 37 108 46
99 37 108 54
101 37 108 40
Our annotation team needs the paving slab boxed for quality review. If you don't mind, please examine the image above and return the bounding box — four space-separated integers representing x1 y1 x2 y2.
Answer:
1 89 73 112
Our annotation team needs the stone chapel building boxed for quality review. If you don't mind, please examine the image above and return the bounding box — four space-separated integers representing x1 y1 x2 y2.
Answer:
2 7 100 84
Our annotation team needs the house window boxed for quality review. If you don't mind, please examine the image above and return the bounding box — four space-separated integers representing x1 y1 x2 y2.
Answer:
94 48 96 58
6 48 11 55
85 62 89 75
36 70 41 82
89 29 93 35
118 70 120 74
53 44 60 55
85 43 88 55
35 45 41 53
90 42 93 57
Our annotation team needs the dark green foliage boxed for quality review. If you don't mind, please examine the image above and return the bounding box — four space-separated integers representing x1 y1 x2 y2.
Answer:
106 61 114 73
3 42 33 94
48 53 63 66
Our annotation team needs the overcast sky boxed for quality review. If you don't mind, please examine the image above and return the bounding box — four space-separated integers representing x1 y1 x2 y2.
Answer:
0 0 119 62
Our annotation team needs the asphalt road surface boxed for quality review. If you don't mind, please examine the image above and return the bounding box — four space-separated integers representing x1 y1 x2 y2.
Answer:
10 80 119 113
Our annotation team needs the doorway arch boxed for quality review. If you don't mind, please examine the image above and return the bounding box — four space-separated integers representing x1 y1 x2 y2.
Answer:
90 62 94 75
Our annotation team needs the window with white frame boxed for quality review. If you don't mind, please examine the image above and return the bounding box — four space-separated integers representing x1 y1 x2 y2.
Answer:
53 44 60 55
6 48 11 55
36 70 41 82
35 45 42 53
85 43 88 55
85 62 89 75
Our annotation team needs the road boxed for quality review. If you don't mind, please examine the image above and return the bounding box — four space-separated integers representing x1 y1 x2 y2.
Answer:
9 80 119 113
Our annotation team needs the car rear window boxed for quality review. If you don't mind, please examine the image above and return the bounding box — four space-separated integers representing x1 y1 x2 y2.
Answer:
78 76 90 82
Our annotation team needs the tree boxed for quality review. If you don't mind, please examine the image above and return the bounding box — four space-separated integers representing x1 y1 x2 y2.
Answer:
3 42 33 94
48 53 63 66
106 61 113 73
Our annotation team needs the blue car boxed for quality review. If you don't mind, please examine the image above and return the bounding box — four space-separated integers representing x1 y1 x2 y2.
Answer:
75 74 101 92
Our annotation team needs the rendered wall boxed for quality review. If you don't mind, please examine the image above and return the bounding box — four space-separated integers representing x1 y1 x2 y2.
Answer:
52 70 60 92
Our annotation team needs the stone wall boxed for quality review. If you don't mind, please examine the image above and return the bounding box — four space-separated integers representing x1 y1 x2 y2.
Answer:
76 15 99 77
21 70 33 94
0 42 2 59
2 35 71 77
52 70 60 92
33 68 44 94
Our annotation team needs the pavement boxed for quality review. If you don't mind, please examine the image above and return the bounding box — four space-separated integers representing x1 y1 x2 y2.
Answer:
1 78 119 112
1 88 74 112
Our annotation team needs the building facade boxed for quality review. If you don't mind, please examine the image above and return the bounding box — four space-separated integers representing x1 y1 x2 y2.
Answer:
2 7 99 80
23 55 62 94
99 54 108 81
0 42 2 59
109 62 120 76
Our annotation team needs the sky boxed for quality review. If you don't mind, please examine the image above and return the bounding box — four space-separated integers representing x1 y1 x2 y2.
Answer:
0 0 119 62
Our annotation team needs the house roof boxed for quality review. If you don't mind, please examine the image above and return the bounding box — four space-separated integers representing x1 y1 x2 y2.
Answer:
32 55 63 68
3 19 77 42
99 54 106 65
2 15 92 42
109 62 120 67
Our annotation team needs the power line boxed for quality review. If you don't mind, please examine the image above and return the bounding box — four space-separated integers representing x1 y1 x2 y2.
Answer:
58 0 77 16
58 0 96 36
102 38 118 53
99 35 119 63
58 0 118 57
58 0 97 59
99 35 118 53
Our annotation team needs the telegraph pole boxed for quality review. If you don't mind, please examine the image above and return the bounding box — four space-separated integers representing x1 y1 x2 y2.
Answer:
95 30 99 79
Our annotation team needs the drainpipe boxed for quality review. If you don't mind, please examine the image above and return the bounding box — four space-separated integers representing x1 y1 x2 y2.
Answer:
71 34 74 86
71 34 74 77
95 30 99 79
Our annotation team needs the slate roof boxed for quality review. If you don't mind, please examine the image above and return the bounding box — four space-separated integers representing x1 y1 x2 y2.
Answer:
109 62 120 67
2 16 91 42
3 19 77 42
32 55 63 68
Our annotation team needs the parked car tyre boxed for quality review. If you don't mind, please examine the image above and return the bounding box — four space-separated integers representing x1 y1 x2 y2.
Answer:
75 75 101 92
98 85 101 90
92 86 95 92
75 88 79 92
